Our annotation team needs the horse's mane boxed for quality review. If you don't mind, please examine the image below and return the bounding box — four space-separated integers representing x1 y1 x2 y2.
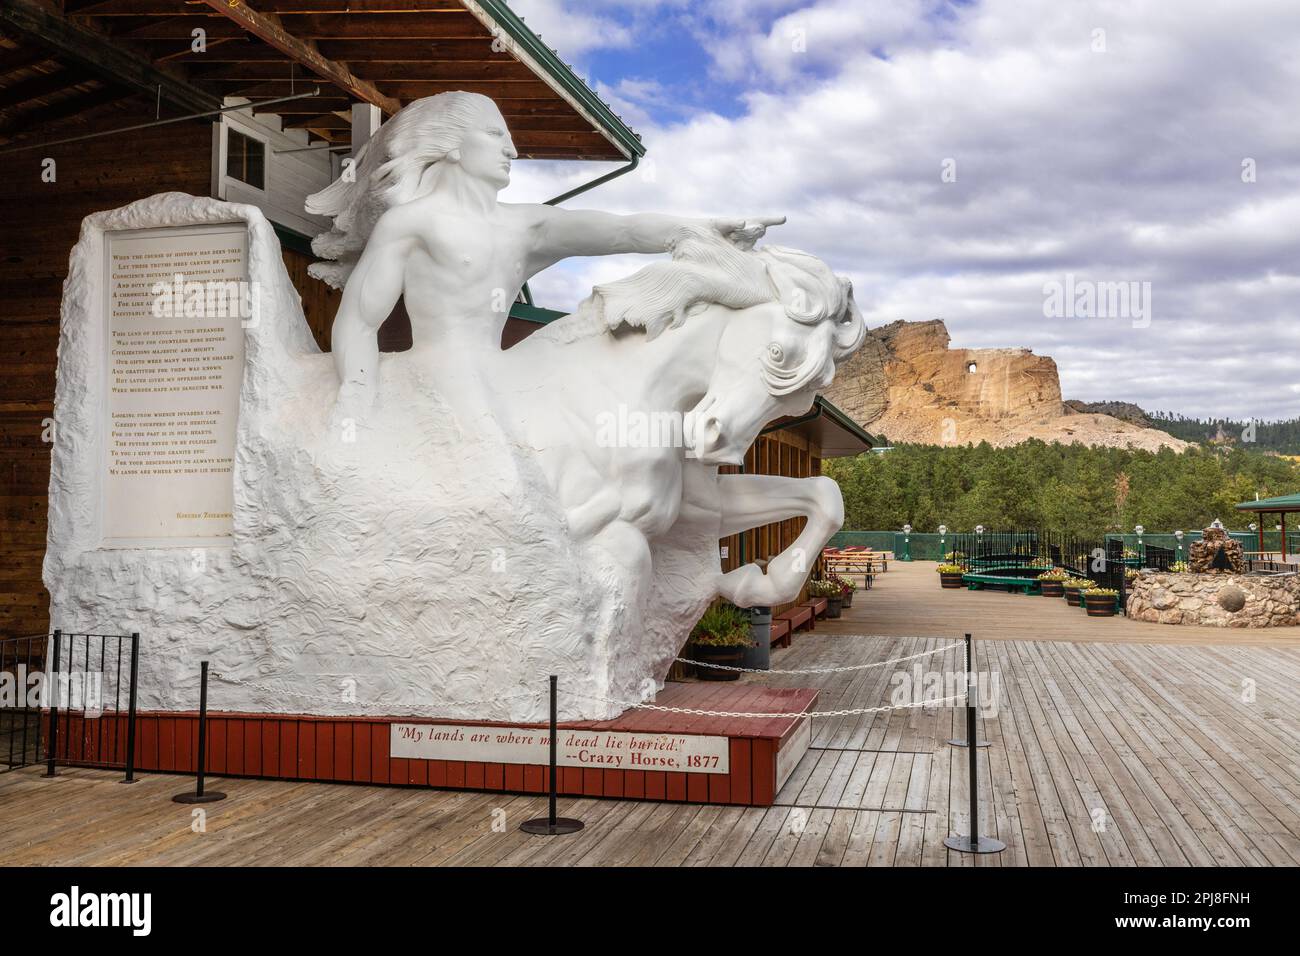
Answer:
305 92 493 289
539 228 865 393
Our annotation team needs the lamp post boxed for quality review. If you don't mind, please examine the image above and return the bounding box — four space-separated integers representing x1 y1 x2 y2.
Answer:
1175 529 1184 561
938 524 948 560
902 523 913 562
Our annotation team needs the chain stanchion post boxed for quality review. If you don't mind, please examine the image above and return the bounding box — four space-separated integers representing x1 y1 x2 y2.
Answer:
944 634 1005 855
946 632 989 748
173 661 226 804
43 629 62 778
121 632 139 784
520 675 583 836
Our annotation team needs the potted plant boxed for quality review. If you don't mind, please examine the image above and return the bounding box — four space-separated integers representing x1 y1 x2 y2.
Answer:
1170 560 1189 573
1083 587 1119 616
688 604 755 681
1037 569 1068 598
832 573 856 608
809 578 843 618
937 563 965 589
1062 578 1094 606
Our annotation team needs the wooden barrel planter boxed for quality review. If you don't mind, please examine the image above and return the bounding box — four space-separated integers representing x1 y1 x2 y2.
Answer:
940 572 964 589
841 589 854 609
825 596 843 618
1084 593 1118 617
690 644 745 681
1040 580 1064 598
1063 586 1084 606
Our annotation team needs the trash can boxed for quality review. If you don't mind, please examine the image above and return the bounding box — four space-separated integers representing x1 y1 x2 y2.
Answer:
743 606 771 670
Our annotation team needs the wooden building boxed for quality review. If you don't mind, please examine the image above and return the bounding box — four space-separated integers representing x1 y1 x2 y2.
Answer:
0 0 871 637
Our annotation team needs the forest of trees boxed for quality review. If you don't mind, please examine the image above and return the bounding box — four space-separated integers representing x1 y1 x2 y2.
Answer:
1145 413 1300 454
822 441 1300 537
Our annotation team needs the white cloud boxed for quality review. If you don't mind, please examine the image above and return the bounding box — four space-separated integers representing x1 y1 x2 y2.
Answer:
503 0 1300 419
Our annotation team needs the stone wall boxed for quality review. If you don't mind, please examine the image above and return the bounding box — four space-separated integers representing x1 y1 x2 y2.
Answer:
1127 571 1300 627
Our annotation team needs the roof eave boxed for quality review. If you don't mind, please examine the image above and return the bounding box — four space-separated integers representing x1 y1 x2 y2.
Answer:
462 0 645 161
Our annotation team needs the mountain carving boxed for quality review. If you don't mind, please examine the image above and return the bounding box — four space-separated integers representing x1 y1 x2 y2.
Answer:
824 320 1188 452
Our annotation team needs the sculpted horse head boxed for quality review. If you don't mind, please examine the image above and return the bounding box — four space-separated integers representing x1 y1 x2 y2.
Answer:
552 228 867 466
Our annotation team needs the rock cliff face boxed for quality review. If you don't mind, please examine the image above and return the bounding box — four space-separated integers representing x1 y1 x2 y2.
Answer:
825 320 1188 452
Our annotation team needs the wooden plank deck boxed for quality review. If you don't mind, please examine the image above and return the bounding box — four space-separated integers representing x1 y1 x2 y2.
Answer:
1 562 1297 865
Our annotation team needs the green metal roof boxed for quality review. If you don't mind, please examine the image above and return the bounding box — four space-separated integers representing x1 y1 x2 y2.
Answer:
468 0 646 161
813 396 878 453
1236 493 1300 513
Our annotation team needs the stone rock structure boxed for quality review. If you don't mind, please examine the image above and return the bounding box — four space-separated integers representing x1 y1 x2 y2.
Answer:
824 319 1188 451
1189 526 1246 573
1127 571 1299 627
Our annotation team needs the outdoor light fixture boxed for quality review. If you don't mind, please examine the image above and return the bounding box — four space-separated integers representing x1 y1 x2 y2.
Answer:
1248 524 1257 533
938 524 948 536
1135 524 1144 536
1175 530 1185 540
903 524 912 535
1210 518 1224 529
975 525 985 535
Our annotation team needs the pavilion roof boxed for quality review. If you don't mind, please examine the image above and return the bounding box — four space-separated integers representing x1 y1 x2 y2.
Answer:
1235 493 1300 513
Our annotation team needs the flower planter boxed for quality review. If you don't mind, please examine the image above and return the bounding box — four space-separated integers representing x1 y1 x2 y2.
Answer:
940 572 964 589
1063 587 1083 606
826 596 843 619
690 644 746 681
1084 594 1118 617
841 590 854 609
1039 580 1064 598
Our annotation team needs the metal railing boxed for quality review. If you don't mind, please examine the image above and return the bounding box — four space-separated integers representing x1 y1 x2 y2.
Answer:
0 630 141 779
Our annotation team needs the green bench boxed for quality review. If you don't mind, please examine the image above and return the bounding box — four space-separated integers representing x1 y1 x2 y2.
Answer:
962 573 1041 595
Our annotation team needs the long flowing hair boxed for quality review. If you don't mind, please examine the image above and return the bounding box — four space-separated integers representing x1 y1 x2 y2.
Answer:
305 92 495 288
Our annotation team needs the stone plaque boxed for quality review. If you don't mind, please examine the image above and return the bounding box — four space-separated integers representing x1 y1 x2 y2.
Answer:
101 223 249 546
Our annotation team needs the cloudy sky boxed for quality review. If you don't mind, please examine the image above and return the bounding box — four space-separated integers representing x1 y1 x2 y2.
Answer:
498 0 1300 421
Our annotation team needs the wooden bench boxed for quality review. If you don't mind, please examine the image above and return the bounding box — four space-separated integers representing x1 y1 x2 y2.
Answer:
774 604 812 637
769 618 791 649
800 597 829 629
962 573 1040 595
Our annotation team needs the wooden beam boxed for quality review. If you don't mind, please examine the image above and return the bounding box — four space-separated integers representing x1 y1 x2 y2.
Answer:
72 0 466 12
226 78 556 101
197 0 400 114
0 66 95 111
0 43 56 77
0 0 218 115
0 83 135 137
282 111 349 130
277 14 490 39
190 59 534 82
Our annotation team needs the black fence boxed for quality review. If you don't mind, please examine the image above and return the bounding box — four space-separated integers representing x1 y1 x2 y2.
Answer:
945 531 1190 615
1 630 139 778
0 634 45 773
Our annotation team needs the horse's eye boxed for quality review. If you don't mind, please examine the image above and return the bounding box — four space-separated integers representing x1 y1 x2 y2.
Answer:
767 343 785 364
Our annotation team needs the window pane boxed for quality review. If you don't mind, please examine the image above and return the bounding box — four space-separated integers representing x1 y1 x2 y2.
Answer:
226 129 266 190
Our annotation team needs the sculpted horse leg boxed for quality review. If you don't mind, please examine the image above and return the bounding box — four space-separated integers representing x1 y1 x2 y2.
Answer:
713 474 845 607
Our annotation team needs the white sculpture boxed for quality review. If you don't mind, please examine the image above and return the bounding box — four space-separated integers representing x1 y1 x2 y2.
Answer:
45 93 865 721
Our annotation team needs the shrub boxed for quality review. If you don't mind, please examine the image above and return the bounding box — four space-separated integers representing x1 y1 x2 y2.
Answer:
690 604 754 647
